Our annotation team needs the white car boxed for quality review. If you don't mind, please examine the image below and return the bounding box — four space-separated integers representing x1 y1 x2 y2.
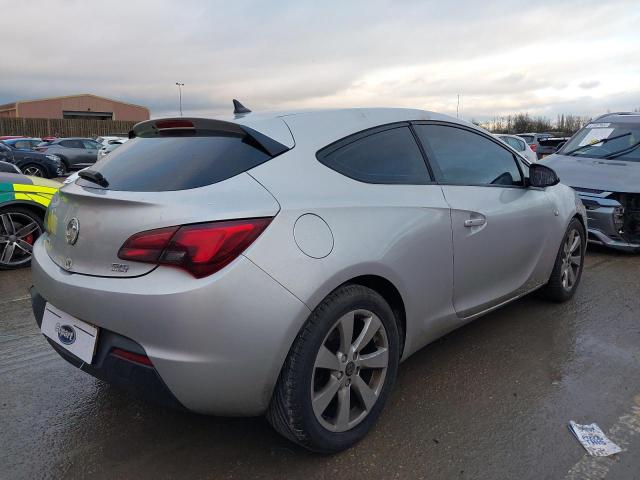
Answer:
97 139 127 160
495 134 538 163
95 135 128 147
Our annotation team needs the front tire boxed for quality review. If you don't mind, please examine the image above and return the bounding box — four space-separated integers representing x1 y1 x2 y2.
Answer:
267 284 399 453
0 207 44 270
22 164 45 177
538 218 585 302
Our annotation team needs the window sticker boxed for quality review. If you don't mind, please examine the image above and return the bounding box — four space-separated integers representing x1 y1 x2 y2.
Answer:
578 128 614 147
585 123 610 128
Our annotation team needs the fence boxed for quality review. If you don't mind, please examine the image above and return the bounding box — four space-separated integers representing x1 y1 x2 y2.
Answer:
0 117 138 138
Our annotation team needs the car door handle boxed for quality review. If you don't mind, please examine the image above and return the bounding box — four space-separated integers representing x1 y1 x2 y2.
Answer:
464 218 486 227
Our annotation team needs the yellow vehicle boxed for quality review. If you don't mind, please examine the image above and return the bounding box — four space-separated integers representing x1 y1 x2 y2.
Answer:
0 172 59 269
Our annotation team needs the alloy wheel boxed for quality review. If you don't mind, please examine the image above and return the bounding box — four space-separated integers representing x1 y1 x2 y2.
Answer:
0 212 42 267
23 165 44 177
311 309 389 432
561 228 582 291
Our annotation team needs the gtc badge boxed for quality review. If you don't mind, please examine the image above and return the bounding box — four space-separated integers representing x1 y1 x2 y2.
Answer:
66 218 80 245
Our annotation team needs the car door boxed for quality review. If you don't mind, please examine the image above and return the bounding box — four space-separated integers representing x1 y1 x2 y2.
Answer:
77 139 99 166
413 122 556 318
0 144 14 163
57 140 82 167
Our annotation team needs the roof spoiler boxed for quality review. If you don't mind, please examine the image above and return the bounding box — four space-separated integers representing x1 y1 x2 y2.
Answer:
128 118 289 157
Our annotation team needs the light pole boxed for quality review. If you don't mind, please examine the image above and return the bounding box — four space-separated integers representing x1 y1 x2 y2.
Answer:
175 82 184 117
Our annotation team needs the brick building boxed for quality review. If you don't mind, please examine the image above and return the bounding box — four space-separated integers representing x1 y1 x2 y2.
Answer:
0 94 150 121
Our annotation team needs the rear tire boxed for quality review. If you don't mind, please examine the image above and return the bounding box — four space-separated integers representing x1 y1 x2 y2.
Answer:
267 284 399 453
538 218 585 302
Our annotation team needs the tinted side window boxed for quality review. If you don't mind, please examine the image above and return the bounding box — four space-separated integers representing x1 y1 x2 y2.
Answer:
414 125 523 186
318 126 430 184
60 140 81 148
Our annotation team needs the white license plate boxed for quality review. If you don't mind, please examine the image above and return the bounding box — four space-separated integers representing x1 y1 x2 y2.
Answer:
41 303 98 364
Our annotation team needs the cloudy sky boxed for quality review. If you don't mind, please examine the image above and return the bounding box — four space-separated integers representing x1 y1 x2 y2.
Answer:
1 0 639 121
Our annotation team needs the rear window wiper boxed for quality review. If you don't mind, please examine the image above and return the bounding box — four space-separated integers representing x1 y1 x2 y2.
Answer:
564 132 631 156
603 139 640 159
78 169 109 188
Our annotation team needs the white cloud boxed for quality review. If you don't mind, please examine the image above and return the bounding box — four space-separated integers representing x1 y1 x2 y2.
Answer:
0 0 638 120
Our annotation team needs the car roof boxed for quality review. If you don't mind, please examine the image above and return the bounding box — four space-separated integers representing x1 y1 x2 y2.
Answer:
495 133 523 139
592 112 640 123
4 137 40 142
53 137 93 142
235 108 481 148
136 108 482 151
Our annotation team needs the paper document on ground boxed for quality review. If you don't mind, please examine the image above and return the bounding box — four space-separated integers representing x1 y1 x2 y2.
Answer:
568 421 622 456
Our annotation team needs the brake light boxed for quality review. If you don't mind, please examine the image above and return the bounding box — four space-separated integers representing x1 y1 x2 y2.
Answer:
118 218 272 278
118 226 178 263
155 119 194 130
530 144 537 152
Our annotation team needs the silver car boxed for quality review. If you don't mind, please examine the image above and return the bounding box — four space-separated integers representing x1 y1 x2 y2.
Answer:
31 108 587 452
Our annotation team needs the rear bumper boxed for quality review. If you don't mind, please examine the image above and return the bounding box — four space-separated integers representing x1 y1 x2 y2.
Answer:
31 287 184 410
31 237 311 415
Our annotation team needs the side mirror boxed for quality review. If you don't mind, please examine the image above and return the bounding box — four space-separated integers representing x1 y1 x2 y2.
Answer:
529 163 560 188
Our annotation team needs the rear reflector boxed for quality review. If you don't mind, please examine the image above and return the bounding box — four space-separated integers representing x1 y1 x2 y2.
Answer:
118 217 273 278
111 348 153 366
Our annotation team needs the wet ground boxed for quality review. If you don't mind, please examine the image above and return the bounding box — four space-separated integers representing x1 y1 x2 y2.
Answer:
2 245 639 479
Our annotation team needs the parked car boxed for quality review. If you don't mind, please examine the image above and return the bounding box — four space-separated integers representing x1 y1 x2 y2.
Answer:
541 112 640 252
0 135 26 141
0 172 59 269
2 137 43 151
516 132 564 158
35 137 101 171
95 135 128 147
536 136 570 159
0 142 64 178
0 161 21 174
31 109 586 453
494 134 538 163
97 139 126 160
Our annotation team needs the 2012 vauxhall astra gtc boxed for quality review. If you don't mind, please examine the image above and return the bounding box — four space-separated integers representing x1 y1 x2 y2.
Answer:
31 108 587 452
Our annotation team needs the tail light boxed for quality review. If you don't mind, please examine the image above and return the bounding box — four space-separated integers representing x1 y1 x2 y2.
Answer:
118 217 272 278
529 144 537 152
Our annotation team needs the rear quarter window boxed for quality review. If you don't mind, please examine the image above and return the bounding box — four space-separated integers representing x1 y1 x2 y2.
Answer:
317 125 431 184
83 132 275 191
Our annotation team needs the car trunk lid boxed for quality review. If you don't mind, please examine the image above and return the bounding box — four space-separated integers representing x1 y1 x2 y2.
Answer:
44 173 280 277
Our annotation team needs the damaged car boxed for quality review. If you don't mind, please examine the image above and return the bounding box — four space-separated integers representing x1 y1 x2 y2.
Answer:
541 112 640 252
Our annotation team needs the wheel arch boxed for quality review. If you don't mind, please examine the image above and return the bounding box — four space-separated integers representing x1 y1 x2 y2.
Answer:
341 274 407 358
0 200 47 220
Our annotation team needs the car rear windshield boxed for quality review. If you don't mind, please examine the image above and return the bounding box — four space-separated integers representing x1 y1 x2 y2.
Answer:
80 132 276 191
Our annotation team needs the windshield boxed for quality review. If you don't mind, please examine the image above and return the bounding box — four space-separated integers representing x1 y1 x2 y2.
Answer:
561 122 640 161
